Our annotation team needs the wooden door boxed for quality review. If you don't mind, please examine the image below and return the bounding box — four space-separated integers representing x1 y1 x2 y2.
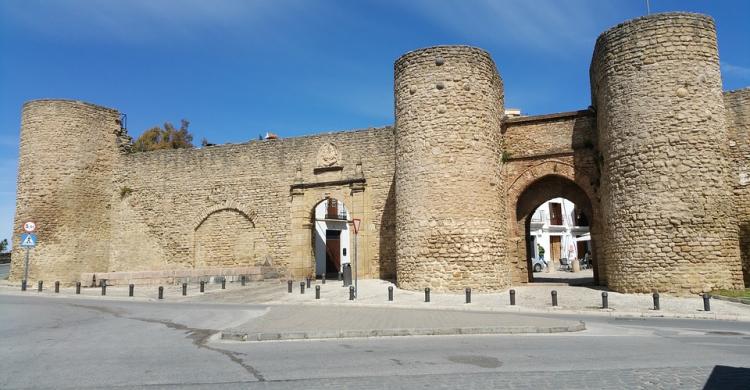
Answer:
327 198 338 219
550 236 561 261
325 230 341 273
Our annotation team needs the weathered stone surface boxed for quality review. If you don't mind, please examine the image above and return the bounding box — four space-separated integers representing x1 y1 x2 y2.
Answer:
9 12 748 294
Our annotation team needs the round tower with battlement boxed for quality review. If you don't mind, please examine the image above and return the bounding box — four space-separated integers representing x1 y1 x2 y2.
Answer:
590 13 744 293
394 46 508 292
10 100 122 284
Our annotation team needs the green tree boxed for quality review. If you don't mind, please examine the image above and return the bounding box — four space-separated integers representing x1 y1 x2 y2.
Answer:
0 239 8 253
132 119 194 152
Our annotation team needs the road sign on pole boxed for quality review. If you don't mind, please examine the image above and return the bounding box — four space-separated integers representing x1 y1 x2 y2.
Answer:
20 232 38 292
352 218 361 234
20 233 37 248
352 218 361 298
23 221 36 233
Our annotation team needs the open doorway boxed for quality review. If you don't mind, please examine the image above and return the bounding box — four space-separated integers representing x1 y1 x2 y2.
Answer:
313 198 350 279
515 175 599 285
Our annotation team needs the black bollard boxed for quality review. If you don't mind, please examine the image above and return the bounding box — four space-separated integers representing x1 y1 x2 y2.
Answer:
338 272 342 281
76 282 81 294
221 278 226 289
129 284 134 297
306 277 311 289
55 281 60 293
182 282 187 296
388 286 393 302
101 282 107 296
21 280 27 291
703 293 710 312
551 290 558 307
287 280 293 293
241 275 246 286
349 285 355 300
38 280 43 292
322 274 326 284
602 292 608 309
510 289 516 306
465 288 471 304
200 281 205 293
424 287 430 303
158 286 164 300
315 285 320 299
300 281 305 294
653 292 660 310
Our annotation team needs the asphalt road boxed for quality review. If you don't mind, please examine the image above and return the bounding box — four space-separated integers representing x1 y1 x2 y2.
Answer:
1 294 748 389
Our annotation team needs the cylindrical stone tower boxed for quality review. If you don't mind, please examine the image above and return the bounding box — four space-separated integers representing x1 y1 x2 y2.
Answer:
590 13 744 293
10 100 122 284
394 46 508 292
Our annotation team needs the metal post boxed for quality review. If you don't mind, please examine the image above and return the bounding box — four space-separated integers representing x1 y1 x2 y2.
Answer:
551 290 558 307
129 284 134 297
465 288 471 304
221 278 226 289
388 286 393 301
338 272 342 281
349 285 355 301
354 230 358 299
158 286 164 300
300 281 305 294
602 292 608 309
315 285 320 299
287 280 293 293
22 247 30 293
182 282 187 296
424 287 430 303
322 274 326 284
200 281 205 293
703 293 710 312
55 281 60 293
306 277 311 289
510 289 516 306
76 282 81 294
653 292 660 310
241 275 246 286
38 280 43 292
101 281 106 296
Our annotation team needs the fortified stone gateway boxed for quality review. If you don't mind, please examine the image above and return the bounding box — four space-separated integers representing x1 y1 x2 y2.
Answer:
10 13 750 294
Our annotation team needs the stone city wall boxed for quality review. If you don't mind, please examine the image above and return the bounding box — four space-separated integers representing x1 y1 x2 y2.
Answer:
591 12 743 293
724 88 750 285
111 127 396 281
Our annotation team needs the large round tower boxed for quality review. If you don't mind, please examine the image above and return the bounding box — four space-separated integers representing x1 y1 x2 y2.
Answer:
394 46 508 292
590 13 744 293
10 100 122 284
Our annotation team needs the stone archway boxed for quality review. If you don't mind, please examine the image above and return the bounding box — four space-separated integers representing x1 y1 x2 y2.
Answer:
506 160 602 285
192 202 264 268
311 197 351 278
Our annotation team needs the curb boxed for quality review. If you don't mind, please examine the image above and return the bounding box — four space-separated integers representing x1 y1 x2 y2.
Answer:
220 321 587 342
710 295 750 305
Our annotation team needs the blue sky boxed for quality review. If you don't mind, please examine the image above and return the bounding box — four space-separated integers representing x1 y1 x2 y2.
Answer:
0 0 749 247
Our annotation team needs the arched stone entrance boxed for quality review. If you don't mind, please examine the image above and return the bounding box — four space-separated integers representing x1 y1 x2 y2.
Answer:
506 161 603 285
312 198 351 278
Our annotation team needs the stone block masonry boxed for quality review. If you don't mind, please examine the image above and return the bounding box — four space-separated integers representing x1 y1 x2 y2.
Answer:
9 12 748 294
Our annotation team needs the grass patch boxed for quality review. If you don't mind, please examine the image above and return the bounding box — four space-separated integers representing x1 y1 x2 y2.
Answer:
711 288 750 298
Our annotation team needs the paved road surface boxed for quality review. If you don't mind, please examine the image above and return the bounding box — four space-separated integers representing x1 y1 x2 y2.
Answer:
1 295 748 389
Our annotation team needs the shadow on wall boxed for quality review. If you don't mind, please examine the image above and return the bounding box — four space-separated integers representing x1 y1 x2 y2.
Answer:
379 177 397 280
741 222 750 287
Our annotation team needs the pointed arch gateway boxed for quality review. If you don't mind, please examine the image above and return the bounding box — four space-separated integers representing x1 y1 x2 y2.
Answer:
507 160 602 284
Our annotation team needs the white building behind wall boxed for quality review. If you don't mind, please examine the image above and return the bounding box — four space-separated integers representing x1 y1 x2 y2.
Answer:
530 198 590 264
313 199 351 276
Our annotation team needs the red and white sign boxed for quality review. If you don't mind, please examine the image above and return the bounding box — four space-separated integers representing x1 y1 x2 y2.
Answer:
352 218 361 234
22 221 36 233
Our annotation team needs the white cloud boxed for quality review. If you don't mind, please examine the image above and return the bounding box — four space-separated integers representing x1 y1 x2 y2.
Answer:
399 0 621 54
722 62 750 79
1 0 312 45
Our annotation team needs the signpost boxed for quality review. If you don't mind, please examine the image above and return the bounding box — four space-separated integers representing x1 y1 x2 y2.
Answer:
352 218 361 299
20 221 37 291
